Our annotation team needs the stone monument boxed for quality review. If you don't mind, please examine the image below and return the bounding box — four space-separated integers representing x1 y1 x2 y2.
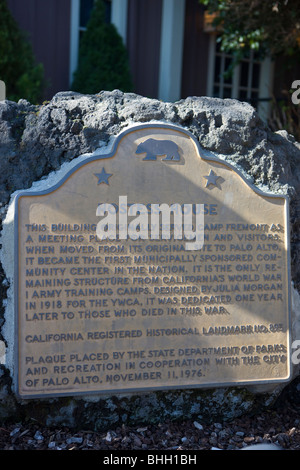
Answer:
0 91 299 429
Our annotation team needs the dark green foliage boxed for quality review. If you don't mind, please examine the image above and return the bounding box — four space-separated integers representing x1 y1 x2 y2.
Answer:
72 0 133 94
0 0 44 103
200 0 300 58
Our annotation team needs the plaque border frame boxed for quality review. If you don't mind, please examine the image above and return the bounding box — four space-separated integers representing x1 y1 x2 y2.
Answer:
13 123 292 399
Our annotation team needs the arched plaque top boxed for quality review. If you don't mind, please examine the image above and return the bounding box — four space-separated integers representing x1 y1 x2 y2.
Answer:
13 122 291 398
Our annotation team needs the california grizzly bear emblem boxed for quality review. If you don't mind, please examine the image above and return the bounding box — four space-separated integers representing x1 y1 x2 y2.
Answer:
135 138 180 161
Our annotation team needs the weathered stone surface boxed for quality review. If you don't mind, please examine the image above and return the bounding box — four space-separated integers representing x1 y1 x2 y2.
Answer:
0 90 300 429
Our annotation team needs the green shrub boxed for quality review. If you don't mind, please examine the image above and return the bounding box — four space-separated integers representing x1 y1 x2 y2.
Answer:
0 0 44 103
72 0 132 94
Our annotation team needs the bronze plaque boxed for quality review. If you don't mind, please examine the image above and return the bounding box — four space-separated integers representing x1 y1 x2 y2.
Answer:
14 124 291 398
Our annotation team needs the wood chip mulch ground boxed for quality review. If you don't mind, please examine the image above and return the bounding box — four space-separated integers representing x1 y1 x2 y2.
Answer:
1 398 300 451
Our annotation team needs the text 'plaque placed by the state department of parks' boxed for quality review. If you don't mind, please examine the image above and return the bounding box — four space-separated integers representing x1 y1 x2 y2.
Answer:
15 124 291 398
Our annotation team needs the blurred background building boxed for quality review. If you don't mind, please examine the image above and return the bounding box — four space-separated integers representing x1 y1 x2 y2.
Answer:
5 0 300 123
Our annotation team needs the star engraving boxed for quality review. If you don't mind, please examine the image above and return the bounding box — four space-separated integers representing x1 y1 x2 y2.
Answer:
203 169 222 189
94 168 113 185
